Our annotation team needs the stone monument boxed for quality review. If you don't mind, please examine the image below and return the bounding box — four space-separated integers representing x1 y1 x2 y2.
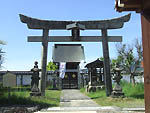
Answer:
30 61 41 96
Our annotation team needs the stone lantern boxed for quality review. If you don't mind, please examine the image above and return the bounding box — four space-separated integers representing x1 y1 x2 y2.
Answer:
111 65 124 97
30 61 41 96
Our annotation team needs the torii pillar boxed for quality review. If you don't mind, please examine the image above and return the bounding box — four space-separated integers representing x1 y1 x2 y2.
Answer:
102 29 112 96
40 29 49 96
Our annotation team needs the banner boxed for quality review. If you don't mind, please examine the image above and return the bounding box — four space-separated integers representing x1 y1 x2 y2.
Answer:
59 62 66 79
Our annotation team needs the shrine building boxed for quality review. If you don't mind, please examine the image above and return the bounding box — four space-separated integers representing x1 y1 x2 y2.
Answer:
52 44 85 89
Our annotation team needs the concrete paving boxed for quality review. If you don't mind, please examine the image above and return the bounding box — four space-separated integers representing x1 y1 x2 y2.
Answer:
37 89 145 113
60 89 100 107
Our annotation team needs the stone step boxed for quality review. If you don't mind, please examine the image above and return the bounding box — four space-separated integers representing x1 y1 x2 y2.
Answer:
122 108 145 111
35 111 97 113
36 107 145 113
39 107 121 112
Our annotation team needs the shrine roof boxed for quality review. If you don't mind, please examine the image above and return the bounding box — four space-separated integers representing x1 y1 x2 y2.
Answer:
85 59 103 68
115 0 150 13
52 44 85 63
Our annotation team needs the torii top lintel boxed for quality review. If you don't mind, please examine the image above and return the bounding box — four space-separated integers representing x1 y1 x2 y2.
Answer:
19 14 131 30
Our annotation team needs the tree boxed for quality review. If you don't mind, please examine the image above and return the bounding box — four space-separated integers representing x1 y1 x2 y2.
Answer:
46 61 58 71
0 40 6 45
115 38 143 85
99 57 104 61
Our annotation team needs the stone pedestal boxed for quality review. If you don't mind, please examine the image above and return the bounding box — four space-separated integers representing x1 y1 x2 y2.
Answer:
111 84 124 97
86 85 105 92
86 82 105 92
30 83 41 96
30 92 41 96
86 85 96 92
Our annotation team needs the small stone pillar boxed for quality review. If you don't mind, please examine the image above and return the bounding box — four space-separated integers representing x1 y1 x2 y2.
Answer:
52 77 57 89
57 71 62 90
30 61 41 96
58 78 62 90
83 75 86 88
111 66 124 98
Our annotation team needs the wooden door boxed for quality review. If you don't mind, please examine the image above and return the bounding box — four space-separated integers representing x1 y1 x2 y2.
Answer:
62 72 78 89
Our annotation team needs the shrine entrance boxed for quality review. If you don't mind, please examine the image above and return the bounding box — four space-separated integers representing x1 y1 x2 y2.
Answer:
19 14 130 96
62 62 80 89
62 72 78 89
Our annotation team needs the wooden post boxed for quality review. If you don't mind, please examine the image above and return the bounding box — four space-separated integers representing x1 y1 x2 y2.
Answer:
89 68 92 85
101 29 112 96
141 15 150 113
99 68 102 82
40 29 49 96
8 87 11 98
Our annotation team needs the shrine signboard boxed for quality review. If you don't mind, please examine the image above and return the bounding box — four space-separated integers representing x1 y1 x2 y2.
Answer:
3 72 16 87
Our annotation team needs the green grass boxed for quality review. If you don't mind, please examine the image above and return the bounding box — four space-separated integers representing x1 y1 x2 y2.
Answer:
80 81 144 108
121 81 144 99
0 88 61 108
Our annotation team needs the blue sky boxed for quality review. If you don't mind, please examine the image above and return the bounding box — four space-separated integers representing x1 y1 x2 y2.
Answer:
0 0 141 71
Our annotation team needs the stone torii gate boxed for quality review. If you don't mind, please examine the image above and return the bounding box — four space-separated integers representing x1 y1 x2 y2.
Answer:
19 14 130 96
